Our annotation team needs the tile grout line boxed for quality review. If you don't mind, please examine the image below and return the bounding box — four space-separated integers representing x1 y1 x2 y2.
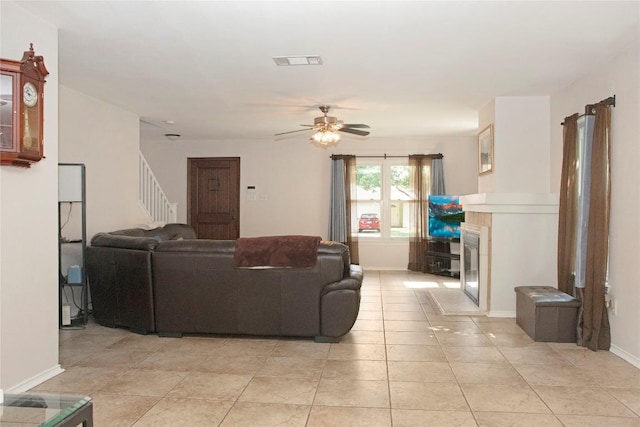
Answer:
54 271 639 426
378 271 395 426
423 286 479 423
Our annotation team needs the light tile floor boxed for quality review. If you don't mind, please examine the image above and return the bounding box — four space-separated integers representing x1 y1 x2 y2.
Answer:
33 270 639 426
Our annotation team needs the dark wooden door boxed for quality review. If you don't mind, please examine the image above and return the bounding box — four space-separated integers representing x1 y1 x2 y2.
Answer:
187 157 240 240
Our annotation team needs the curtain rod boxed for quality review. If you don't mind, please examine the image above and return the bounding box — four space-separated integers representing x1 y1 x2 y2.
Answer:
330 153 443 160
585 95 616 115
561 95 616 125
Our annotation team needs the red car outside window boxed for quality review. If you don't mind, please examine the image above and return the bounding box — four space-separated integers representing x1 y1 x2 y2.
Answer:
358 213 380 232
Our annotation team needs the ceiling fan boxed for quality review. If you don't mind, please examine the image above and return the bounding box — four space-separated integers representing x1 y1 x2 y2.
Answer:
141 118 181 140
275 105 370 147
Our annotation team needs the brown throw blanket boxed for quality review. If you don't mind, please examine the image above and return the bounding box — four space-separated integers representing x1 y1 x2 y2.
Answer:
234 235 322 268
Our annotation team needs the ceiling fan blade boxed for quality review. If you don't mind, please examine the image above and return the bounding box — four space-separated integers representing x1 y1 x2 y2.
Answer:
339 128 370 136
342 124 370 129
274 128 312 136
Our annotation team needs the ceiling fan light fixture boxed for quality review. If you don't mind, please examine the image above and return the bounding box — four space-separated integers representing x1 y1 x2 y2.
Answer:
310 129 340 148
275 105 370 143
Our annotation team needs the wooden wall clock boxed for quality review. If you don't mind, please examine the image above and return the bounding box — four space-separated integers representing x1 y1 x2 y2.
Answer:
0 43 49 168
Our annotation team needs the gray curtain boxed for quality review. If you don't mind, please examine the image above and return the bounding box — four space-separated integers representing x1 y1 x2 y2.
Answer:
574 115 596 289
431 158 446 195
329 159 347 243
329 155 359 264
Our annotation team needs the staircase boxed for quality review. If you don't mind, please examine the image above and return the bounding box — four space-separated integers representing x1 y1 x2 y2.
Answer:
139 152 177 223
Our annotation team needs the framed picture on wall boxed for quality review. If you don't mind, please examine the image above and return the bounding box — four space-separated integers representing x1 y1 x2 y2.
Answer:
478 124 494 175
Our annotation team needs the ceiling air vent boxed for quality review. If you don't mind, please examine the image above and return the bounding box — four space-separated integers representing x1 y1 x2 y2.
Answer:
273 56 322 66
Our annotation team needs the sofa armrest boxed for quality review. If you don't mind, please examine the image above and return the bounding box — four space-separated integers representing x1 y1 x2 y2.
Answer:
318 241 352 276
90 233 159 251
319 264 363 339
321 265 363 295
322 278 361 295
349 264 363 282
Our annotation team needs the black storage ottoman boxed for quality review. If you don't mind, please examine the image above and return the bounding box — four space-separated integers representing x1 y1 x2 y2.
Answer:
514 286 580 343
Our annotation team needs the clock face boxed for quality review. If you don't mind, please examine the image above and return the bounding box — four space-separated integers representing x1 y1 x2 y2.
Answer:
23 82 38 108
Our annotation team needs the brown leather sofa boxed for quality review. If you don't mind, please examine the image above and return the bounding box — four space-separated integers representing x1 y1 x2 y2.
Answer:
86 224 363 342
86 224 197 335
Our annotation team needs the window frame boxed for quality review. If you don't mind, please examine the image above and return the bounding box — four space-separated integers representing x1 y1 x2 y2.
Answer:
355 158 411 241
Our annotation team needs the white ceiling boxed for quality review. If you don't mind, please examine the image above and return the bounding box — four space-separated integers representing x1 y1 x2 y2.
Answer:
15 1 640 141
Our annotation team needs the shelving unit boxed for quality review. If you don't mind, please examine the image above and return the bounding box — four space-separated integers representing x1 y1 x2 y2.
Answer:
58 163 88 327
425 237 461 278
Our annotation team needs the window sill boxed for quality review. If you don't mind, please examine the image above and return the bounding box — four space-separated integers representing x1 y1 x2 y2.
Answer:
357 237 410 245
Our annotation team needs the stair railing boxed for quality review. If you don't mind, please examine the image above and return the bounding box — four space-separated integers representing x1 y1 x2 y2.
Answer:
139 152 177 223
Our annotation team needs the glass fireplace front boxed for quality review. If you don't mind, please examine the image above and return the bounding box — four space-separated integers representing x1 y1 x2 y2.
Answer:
462 231 480 305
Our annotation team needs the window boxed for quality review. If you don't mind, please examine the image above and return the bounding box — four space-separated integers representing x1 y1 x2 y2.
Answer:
355 159 411 238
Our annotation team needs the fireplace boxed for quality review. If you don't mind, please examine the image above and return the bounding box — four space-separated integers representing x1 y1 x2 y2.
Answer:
459 193 559 317
462 231 480 305
460 222 489 312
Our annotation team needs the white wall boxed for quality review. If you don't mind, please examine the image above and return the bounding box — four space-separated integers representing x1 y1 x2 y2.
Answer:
471 97 558 317
495 97 551 193
0 2 62 391
479 96 551 193
141 134 478 269
489 211 558 316
59 85 149 239
141 138 331 237
550 42 640 365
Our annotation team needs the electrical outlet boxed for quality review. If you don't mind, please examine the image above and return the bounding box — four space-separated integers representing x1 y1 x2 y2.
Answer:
605 294 616 315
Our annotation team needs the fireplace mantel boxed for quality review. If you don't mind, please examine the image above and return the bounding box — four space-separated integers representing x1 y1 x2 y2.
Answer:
460 193 558 214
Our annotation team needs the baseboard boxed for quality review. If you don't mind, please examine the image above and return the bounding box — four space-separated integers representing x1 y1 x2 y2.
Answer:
487 310 516 318
5 365 65 394
610 344 640 368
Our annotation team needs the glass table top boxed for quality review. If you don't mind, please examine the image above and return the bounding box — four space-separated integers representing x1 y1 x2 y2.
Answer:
1 393 91 426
